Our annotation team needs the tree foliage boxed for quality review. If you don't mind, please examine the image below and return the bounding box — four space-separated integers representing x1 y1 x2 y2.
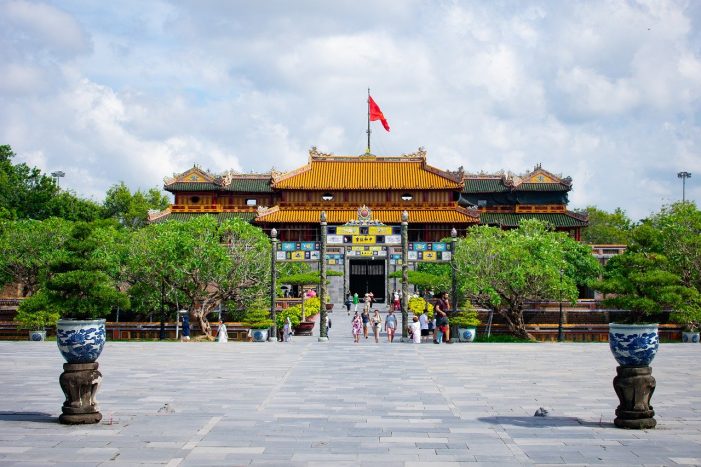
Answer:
24 222 130 320
103 182 170 229
0 145 58 220
598 207 701 329
126 216 270 339
578 206 633 245
454 220 601 340
0 218 73 296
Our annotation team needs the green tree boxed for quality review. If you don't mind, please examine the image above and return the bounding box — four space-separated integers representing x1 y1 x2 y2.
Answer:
578 206 633 245
0 145 59 220
454 220 601 340
126 216 270 339
45 191 105 222
646 202 701 293
598 223 700 325
22 221 129 320
103 182 170 229
0 218 73 296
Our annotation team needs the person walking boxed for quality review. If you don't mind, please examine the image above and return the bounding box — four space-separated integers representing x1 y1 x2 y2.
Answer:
363 293 371 313
181 314 191 342
217 320 228 343
409 316 421 344
361 309 370 339
419 309 429 343
385 309 397 343
436 292 452 343
351 312 362 343
371 309 382 343
353 292 359 313
345 292 352 315
325 314 332 338
283 316 293 342
392 290 400 311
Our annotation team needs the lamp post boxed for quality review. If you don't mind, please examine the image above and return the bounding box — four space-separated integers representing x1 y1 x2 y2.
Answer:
401 210 409 340
557 269 564 342
450 227 457 314
270 228 278 342
51 171 65 189
319 211 329 342
678 171 691 202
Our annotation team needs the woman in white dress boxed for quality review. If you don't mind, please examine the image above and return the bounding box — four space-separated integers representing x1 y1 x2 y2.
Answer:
217 321 228 343
283 317 293 342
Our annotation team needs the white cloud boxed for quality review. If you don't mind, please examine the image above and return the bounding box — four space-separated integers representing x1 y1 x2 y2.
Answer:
0 0 698 221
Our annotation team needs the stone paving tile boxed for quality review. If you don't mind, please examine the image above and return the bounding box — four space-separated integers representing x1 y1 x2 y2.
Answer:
1 322 701 466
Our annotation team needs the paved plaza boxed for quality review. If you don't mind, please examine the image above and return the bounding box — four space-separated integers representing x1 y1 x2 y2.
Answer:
1 317 701 466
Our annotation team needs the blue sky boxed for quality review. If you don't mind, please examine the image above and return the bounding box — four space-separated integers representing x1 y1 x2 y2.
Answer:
1 0 699 220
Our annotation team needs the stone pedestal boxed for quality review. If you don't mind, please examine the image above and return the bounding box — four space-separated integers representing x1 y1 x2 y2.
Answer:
58 362 102 425
613 365 656 429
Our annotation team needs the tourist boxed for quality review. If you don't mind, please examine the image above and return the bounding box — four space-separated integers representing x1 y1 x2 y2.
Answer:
283 316 293 342
217 320 228 343
371 309 382 343
361 309 370 339
409 316 421 343
369 291 375 308
363 293 371 313
385 308 397 343
345 292 352 315
393 289 400 311
325 314 332 338
419 309 429 343
351 312 362 343
181 314 190 342
436 292 452 343
353 292 359 313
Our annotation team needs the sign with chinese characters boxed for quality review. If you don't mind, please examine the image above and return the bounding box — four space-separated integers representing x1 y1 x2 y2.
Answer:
276 242 321 262
346 246 388 257
388 242 453 264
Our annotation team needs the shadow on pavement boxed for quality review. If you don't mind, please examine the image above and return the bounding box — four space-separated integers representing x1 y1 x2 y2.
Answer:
478 416 615 429
0 411 58 423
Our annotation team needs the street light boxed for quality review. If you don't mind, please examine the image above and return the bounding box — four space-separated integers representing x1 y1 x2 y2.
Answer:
51 171 65 188
450 227 458 313
269 228 278 342
557 269 564 342
678 171 691 202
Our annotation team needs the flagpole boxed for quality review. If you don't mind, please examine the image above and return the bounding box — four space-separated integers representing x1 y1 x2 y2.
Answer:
367 88 371 154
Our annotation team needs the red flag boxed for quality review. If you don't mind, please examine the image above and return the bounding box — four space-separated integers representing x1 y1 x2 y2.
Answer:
368 95 390 132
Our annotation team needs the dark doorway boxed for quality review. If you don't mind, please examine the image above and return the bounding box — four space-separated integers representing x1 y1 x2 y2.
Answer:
349 260 386 303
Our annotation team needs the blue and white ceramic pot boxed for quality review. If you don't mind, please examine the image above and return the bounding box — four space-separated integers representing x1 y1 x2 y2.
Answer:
29 330 46 341
682 331 700 344
56 319 106 363
251 328 269 342
608 323 659 367
458 327 477 342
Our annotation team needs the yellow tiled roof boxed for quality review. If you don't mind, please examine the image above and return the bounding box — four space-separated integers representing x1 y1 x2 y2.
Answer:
256 207 479 224
273 156 463 190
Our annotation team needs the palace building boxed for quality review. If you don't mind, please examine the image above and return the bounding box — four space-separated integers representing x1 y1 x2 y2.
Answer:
149 147 587 304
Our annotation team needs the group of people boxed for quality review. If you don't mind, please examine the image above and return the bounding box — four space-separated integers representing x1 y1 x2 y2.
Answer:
350 291 453 344
351 308 398 343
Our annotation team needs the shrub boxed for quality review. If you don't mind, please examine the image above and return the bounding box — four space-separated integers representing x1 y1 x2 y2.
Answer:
408 296 433 319
243 307 273 329
450 302 481 328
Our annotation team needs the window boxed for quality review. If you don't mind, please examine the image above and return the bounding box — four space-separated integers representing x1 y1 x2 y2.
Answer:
322 192 333 201
190 196 200 204
246 199 257 206
401 193 413 201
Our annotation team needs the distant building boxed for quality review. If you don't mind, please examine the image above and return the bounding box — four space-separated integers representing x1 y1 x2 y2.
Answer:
149 148 587 303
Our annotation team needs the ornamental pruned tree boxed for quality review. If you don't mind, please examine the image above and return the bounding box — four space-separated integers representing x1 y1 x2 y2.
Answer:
598 221 701 327
453 219 601 340
577 206 634 245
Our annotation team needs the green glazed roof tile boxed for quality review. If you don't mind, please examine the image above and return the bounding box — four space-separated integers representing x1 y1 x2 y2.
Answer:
479 212 588 227
151 212 257 224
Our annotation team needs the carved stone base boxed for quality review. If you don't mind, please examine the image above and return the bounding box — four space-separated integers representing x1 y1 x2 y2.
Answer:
58 362 102 425
613 366 656 429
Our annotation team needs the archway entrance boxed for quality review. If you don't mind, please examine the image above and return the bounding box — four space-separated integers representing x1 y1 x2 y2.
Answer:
349 259 386 303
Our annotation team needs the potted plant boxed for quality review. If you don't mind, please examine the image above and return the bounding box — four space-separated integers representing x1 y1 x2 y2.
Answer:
244 307 274 342
670 305 701 344
20 222 129 424
14 290 59 341
450 306 481 343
